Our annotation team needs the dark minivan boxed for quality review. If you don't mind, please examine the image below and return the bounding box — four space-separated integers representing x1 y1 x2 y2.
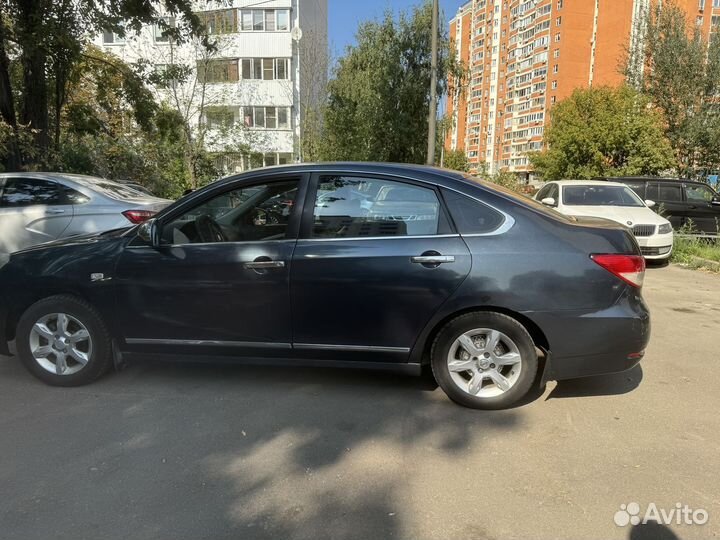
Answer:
0 164 650 409
604 177 720 234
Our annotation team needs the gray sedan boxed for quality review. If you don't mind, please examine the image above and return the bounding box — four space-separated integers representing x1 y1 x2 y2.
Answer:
0 173 170 257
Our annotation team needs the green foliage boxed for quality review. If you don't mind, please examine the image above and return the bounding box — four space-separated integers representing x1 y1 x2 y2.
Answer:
322 2 457 163
530 85 676 180
443 149 469 172
628 2 720 176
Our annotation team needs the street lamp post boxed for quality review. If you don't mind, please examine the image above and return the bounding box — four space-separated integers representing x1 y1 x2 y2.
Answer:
426 0 439 166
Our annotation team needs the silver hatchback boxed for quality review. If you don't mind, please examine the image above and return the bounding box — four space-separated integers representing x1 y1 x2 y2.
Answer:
0 173 171 257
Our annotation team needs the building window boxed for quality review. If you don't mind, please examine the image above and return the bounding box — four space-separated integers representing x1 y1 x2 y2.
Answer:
205 108 236 129
557 0 563 8
102 30 125 44
154 16 176 43
555 16 562 25
551 80 558 89
551 96 556 104
554 49 560 58
240 9 290 31
553 64 559 74
243 107 291 130
240 58 290 80
199 10 236 34
555 33 561 42
198 59 239 83
696 16 704 26
699 0 705 9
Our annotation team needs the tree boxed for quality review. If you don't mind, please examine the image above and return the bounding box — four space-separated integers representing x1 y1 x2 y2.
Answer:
626 2 720 177
443 149 469 172
321 2 458 163
530 86 676 180
0 0 202 170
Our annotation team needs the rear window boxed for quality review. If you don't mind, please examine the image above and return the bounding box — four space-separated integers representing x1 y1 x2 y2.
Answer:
69 177 151 201
460 174 575 222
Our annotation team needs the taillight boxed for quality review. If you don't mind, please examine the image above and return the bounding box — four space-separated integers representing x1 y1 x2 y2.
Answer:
122 210 157 224
591 254 646 288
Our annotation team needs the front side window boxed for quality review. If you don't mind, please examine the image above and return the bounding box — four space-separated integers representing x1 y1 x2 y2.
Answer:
312 176 442 238
685 184 716 202
162 181 300 244
562 185 644 207
0 178 64 207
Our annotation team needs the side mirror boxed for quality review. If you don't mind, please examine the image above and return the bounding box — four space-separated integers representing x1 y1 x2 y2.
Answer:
645 199 656 209
137 218 160 247
712 197 720 206
541 197 557 207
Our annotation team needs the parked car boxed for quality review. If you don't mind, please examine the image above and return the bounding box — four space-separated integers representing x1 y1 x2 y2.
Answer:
116 180 156 197
535 180 674 260
0 173 171 257
0 164 650 410
597 176 720 234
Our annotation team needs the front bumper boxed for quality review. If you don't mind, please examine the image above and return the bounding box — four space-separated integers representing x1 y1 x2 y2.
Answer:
635 232 674 260
527 288 651 381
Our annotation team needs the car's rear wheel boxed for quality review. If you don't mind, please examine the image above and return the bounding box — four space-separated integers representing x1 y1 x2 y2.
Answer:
431 312 538 409
16 295 112 386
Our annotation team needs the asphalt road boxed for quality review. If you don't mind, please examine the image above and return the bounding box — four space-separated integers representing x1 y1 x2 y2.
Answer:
1 265 719 540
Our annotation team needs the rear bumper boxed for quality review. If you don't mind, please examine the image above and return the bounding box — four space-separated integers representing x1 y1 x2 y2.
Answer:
527 289 651 381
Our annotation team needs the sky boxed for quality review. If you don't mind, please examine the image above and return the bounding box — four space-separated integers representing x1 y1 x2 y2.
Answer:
328 0 467 57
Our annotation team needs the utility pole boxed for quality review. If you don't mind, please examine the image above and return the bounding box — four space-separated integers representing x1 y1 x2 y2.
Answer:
426 0 439 166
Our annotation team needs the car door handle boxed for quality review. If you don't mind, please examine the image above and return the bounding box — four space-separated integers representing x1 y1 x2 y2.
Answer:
46 209 66 214
244 260 286 269
411 255 455 264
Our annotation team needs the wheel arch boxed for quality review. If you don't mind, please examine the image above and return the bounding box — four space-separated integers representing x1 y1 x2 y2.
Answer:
4 286 94 347
414 306 550 366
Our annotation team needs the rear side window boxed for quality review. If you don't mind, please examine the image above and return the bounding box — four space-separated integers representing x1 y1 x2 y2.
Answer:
647 183 682 202
442 188 505 234
0 178 64 207
312 176 447 238
624 181 646 198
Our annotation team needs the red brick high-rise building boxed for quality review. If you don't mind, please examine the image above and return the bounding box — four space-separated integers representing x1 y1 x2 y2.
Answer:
444 0 720 182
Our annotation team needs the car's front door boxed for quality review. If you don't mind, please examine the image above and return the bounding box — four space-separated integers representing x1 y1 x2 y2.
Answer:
0 176 74 255
684 183 720 234
114 174 307 357
290 173 472 364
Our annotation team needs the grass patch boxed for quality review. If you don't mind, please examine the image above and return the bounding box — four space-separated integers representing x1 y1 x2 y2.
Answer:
672 235 720 272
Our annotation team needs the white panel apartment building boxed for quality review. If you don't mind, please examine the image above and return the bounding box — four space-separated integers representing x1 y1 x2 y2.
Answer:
96 0 328 172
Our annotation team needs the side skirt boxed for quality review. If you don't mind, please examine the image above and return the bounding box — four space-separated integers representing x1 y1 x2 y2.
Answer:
121 352 424 376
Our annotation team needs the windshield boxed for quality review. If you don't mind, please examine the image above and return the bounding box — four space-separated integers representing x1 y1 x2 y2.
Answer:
562 185 644 207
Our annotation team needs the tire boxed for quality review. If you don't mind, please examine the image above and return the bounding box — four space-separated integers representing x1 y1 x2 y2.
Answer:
431 311 538 410
16 295 113 387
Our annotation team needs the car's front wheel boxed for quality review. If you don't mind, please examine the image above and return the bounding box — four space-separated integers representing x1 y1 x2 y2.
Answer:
16 295 113 386
431 312 538 410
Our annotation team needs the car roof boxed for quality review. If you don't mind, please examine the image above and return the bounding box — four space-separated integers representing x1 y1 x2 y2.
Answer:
547 180 630 188
594 176 711 186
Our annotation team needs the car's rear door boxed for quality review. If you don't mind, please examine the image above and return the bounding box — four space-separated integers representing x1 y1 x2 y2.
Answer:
0 176 74 255
289 172 472 364
114 173 308 357
646 182 685 229
683 183 720 234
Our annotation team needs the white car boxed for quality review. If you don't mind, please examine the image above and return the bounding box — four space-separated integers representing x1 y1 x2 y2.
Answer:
535 180 674 260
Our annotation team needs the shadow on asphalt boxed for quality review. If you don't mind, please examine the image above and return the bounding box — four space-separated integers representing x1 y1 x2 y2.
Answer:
629 521 681 539
0 355 525 540
546 365 643 400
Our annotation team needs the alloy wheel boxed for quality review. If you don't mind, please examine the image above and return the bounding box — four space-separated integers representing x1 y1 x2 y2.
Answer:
446 328 523 398
29 313 93 376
